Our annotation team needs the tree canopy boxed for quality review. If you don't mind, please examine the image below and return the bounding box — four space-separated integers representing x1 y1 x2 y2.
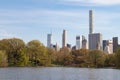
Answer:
0 38 119 68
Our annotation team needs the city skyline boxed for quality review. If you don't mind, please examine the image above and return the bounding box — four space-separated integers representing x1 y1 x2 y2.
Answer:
0 0 120 47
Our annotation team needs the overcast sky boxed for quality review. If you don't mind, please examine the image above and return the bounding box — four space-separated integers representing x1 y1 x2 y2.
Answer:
0 0 120 47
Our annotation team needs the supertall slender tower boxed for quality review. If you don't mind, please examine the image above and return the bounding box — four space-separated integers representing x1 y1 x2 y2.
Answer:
62 30 67 47
88 10 103 50
89 10 93 34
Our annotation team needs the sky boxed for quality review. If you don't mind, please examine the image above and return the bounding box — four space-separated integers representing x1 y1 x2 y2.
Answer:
0 0 120 47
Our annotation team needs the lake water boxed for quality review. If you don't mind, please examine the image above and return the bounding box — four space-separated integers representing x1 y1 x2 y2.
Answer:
0 67 120 80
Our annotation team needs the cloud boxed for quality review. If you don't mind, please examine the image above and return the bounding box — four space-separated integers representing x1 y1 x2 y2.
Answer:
0 9 120 30
0 25 24 39
61 0 120 6
0 9 120 33
0 9 88 26
0 29 16 38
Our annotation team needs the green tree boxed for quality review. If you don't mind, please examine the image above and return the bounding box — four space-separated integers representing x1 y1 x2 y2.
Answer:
115 48 120 68
105 54 115 67
71 49 89 67
47 48 57 65
16 47 29 66
0 50 8 67
27 40 50 66
0 38 25 66
89 50 106 68
56 47 73 66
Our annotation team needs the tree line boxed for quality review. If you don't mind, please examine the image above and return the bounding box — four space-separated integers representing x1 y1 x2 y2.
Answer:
0 38 120 68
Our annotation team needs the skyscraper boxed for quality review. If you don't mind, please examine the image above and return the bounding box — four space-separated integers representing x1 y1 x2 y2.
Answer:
103 40 113 54
107 40 113 53
76 36 81 50
89 33 103 50
89 10 93 34
103 40 108 51
62 30 67 47
47 34 52 48
113 37 118 53
88 10 103 50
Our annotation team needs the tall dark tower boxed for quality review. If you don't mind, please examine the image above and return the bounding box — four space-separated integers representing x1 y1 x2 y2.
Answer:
89 10 93 34
113 37 118 53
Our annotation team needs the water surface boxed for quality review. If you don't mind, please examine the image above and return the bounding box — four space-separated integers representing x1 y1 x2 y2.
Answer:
0 67 120 80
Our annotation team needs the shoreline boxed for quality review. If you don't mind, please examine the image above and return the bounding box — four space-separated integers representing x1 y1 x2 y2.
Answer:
0 66 117 69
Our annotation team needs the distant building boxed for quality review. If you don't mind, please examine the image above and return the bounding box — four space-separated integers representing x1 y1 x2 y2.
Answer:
113 37 118 53
52 45 56 50
88 10 103 50
62 30 67 47
67 43 72 51
76 36 81 50
67 44 71 49
82 38 88 49
103 40 113 54
82 35 85 41
89 10 93 34
89 33 103 50
104 45 110 53
50 43 60 51
55 43 60 51
103 40 108 51
47 34 52 48
107 40 113 53
72 46 76 50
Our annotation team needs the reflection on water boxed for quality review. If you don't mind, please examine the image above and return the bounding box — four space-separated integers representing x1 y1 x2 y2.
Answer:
0 67 120 80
